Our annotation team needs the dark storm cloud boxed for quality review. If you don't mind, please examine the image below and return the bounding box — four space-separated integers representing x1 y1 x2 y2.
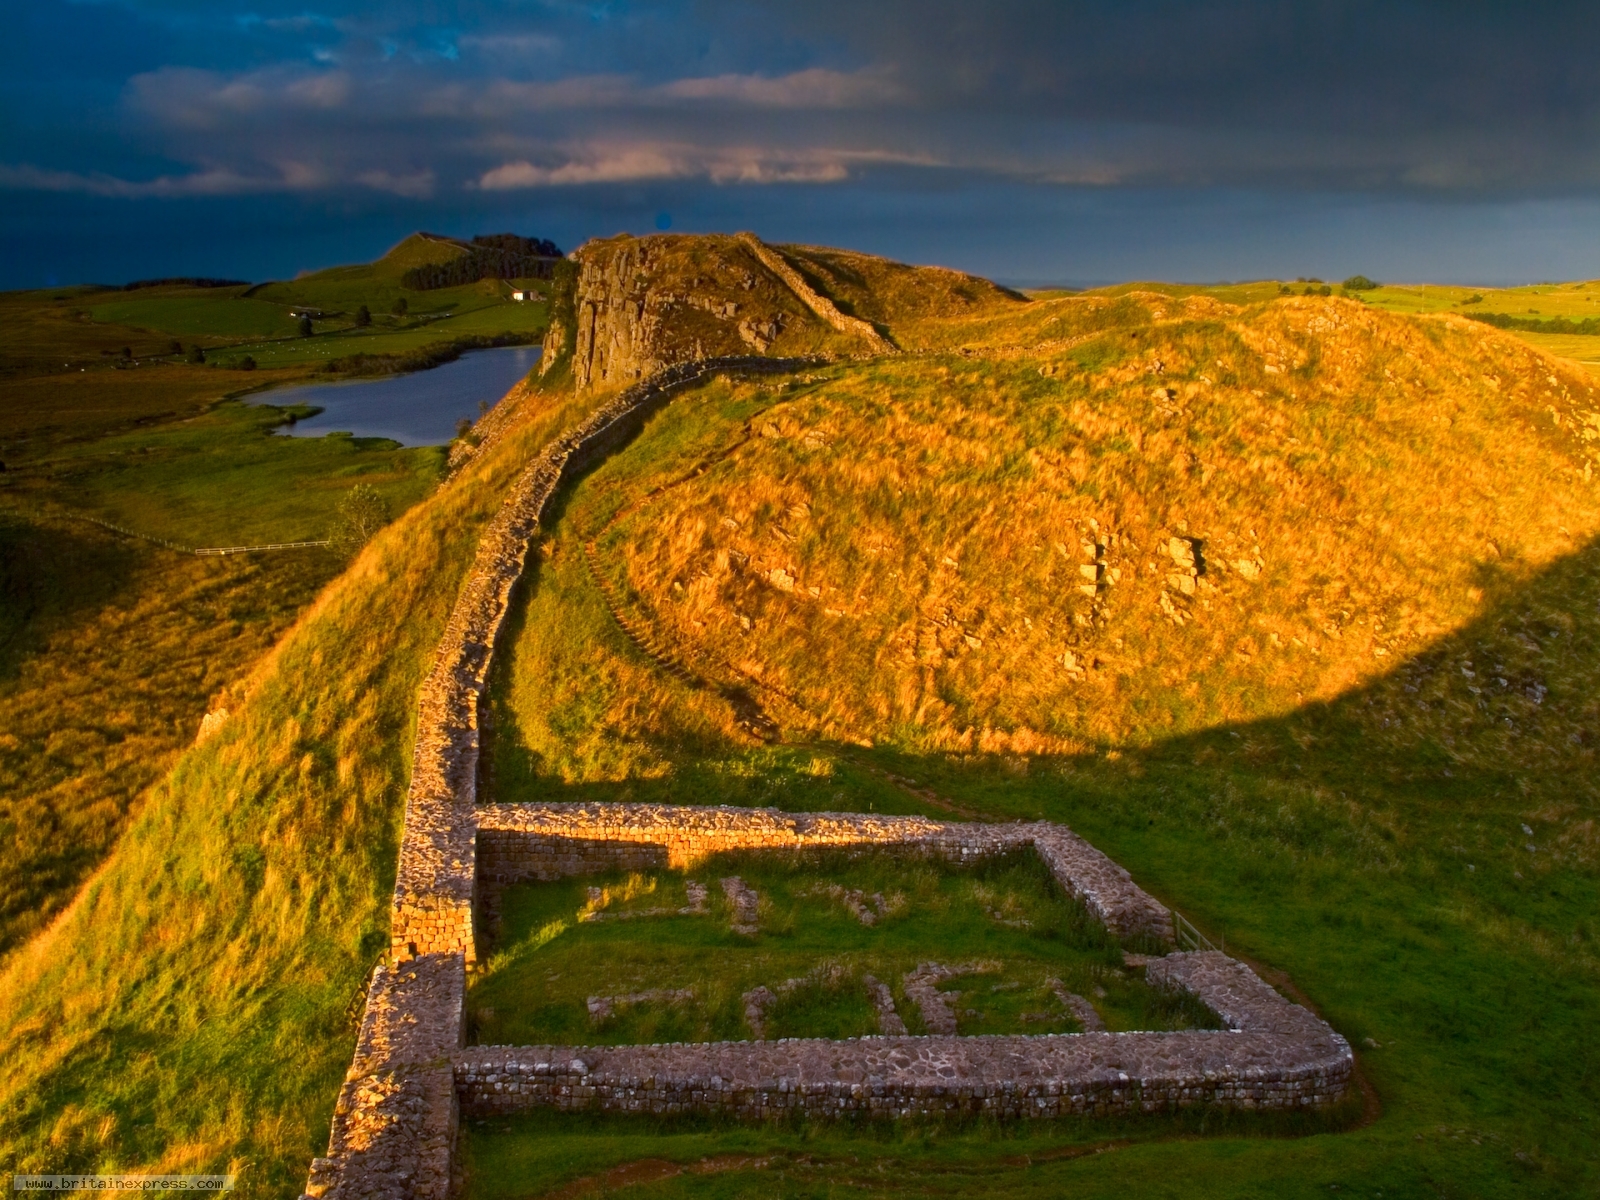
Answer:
4 1 1600 287
8 0 1599 201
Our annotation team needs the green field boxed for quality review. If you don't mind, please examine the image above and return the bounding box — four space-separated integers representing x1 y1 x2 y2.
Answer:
469 850 1216 1048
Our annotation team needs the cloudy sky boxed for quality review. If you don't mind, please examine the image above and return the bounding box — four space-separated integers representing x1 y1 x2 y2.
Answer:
5 1 1600 288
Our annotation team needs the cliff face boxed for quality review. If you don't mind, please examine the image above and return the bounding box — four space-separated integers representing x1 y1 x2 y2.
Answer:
544 231 1029 391
543 234 808 391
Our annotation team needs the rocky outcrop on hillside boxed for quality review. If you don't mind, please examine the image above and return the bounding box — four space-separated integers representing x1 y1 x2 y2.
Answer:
545 232 922 391
543 234 819 391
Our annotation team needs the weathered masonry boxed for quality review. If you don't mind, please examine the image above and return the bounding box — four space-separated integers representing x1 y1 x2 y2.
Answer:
457 951 1350 1120
301 357 1352 1200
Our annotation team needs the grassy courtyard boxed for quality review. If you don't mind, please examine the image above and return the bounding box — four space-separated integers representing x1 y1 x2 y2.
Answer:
467 849 1220 1048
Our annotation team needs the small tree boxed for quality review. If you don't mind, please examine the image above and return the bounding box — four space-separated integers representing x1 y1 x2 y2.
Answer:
355 305 371 327
330 484 390 556
1342 275 1380 291
239 355 256 371
169 339 184 355
299 315 314 337
391 297 408 317
188 345 206 364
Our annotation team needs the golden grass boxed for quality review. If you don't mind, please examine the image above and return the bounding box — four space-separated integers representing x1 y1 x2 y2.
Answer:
0 381 592 1194
0 514 331 953
554 294 1600 759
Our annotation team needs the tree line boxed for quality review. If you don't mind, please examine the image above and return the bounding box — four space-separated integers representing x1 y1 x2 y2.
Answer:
1466 311 1600 336
401 233 564 291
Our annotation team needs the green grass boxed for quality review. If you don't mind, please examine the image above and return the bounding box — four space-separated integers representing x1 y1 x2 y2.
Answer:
463 710 1598 1197
0 382 594 1195
5 398 444 546
473 310 1599 1194
469 850 1210 1048
87 293 303 341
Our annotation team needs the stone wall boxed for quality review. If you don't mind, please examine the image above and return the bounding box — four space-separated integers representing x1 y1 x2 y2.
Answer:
307 356 823 1200
455 953 1350 1121
474 803 1170 943
735 233 897 356
305 351 1351 1200
390 357 825 968
304 955 464 1200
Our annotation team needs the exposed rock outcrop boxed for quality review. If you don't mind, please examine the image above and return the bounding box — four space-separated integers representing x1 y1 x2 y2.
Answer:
549 234 832 391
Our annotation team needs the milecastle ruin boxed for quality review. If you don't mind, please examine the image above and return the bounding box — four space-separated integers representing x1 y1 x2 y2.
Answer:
301 246 1353 1200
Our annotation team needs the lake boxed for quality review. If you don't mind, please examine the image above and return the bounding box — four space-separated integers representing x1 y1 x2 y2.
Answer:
266 345 541 446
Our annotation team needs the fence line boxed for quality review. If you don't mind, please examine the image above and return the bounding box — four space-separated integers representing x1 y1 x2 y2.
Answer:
194 540 331 555
1173 909 1219 953
45 511 331 556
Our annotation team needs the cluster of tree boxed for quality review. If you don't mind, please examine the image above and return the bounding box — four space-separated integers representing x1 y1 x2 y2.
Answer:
1465 312 1600 335
400 233 564 291
330 484 390 557
120 277 249 291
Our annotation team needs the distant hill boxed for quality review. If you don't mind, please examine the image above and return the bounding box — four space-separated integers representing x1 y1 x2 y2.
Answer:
392 232 564 291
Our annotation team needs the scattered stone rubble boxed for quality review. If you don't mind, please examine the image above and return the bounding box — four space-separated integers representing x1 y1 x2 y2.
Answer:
902 962 999 1035
806 883 894 925
578 879 709 922
587 989 696 1023
741 986 779 1039
720 877 761 935
1047 977 1107 1032
863 974 907 1035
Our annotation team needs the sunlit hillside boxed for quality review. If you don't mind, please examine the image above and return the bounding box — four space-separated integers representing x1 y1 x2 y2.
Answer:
3 234 1598 1198
498 272 1600 768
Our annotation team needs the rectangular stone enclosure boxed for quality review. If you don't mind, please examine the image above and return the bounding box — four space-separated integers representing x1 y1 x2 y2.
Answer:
307 803 1352 1200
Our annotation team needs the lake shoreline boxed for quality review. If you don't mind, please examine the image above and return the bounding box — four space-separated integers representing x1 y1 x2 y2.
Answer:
254 344 542 447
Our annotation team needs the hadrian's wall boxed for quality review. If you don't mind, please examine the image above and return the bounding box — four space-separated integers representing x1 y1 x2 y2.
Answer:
306 356 823 1200
474 803 1170 944
390 356 826 969
303 354 1353 1200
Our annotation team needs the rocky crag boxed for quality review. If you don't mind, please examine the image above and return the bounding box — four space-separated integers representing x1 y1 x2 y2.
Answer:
543 232 921 392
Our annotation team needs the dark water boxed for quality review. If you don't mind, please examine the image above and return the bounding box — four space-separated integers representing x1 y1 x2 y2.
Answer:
266 346 541 446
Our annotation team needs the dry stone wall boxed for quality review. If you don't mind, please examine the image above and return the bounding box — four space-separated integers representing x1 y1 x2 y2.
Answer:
735 233 897 355
457 952 1350 1120
474 803 1170 943
391 358 824 968
306 356 821 1200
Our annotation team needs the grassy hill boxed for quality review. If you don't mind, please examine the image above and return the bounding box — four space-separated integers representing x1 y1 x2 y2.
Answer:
1 234 1597 1197
0 232 552 954
0 378 591 1192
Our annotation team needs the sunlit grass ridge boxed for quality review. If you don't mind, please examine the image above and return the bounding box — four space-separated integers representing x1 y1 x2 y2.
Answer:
0 381 590 1194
